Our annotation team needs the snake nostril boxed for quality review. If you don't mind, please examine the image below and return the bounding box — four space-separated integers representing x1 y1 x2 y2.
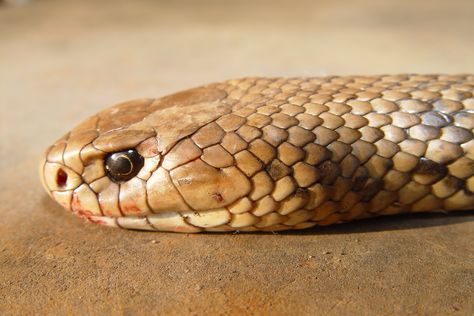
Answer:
56 168 68 188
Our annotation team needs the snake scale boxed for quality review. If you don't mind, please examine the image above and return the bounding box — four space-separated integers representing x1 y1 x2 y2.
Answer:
40 75 474 233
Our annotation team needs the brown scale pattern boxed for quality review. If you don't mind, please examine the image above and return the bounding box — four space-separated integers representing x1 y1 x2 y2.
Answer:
40 75 474 232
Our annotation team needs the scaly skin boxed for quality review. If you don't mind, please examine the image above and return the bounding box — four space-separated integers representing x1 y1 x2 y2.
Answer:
40 75 474 232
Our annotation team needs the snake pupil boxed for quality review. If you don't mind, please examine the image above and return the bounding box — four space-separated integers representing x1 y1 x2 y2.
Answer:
105 149 144 182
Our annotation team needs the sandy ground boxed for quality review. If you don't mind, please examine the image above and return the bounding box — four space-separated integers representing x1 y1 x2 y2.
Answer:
1 0 473 315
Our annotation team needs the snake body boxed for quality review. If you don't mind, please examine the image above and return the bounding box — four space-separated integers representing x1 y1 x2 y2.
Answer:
40 75 474 232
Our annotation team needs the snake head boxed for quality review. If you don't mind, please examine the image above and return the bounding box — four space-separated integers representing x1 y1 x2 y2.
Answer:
39 98 164 225
39 86 239 229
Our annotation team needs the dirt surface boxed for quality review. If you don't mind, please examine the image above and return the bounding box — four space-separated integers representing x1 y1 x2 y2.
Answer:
1 0 473 315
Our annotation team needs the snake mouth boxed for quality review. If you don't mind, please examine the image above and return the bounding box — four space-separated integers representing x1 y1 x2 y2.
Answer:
79 211 225 233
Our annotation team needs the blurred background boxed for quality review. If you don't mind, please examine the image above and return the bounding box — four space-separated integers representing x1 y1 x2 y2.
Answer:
1 1 473 314
2 0 474 162
2 0 474 150
1 0 474 163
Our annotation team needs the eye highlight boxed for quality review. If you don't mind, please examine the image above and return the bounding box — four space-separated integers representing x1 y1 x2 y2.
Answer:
105 149 144 182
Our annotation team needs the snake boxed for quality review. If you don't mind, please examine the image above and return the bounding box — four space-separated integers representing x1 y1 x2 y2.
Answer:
39 75 474 233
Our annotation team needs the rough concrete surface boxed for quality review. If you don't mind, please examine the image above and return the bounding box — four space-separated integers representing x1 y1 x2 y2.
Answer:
1 0 473 315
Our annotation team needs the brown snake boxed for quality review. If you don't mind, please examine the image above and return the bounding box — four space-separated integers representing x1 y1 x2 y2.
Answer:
39 75 474 232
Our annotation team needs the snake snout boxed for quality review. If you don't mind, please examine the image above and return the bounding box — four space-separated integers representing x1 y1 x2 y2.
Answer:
38 154 83 213
42 162 82 192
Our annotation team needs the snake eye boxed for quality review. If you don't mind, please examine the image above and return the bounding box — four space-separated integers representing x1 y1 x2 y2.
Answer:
105 149 144 182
